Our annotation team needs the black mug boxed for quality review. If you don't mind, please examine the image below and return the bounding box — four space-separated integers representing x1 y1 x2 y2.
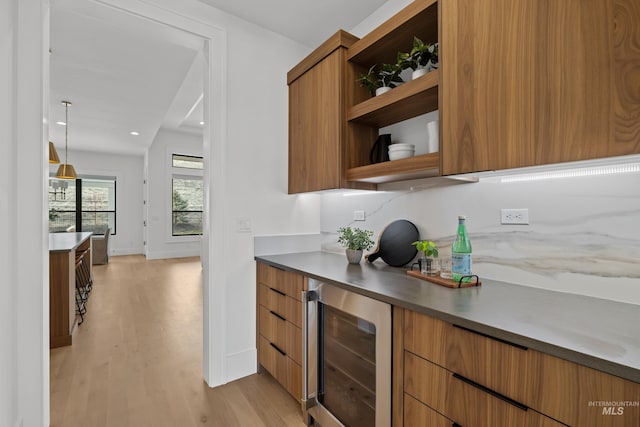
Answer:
370 134 392 164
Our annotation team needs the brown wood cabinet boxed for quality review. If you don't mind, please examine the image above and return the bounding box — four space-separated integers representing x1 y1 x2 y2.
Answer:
287 30 375 193
398 308 640 427
288 0 640 191
256 262 306 401
441 0 640 175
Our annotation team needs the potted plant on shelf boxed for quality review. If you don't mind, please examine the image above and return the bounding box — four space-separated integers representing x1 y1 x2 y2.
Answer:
338 226 375 264
357 63 404 97
412 240 440 275
398 37 439 80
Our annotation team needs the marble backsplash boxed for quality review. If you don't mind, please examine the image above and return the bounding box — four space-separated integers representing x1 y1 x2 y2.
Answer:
320 168 640 305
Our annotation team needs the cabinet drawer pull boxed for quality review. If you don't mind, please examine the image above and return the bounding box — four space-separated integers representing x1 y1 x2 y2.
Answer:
452 373 528 411
269 287 286 297
452 324 528 351
270 310 286 321
269 342 286 356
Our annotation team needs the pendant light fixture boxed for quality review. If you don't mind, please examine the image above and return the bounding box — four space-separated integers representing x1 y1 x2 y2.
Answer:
56 100 77 179
48 141 60 164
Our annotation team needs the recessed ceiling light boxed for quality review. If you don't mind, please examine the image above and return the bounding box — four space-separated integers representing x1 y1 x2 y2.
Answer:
199 121 205 125
56 121 66 126
130 131 139 136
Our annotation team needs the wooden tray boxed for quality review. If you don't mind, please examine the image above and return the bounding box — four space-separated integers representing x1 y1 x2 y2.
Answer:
406 270 482 288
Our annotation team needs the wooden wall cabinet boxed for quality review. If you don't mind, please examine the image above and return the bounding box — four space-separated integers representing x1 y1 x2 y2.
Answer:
256 262 306 402
441 0 640 175
287 30 375 193
396 308 640 427
288 0 640 190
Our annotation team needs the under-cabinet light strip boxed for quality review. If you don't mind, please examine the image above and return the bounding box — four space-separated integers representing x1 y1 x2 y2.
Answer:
500 163 640 183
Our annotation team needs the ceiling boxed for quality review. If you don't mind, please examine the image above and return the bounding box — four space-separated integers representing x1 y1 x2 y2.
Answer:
196 0 388 48
50 0 388 156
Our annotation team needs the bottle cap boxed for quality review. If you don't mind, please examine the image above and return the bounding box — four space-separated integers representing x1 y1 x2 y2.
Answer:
458 215 466 220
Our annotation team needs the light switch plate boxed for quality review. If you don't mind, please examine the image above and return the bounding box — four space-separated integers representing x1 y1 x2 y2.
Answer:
353 210 366 221
236 217 252 233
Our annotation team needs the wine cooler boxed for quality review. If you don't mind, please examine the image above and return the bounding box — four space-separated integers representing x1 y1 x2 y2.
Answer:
303 279 391 427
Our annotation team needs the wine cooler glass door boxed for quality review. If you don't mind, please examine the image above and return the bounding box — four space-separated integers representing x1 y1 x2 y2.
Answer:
318 303 377 426
306 280 391 427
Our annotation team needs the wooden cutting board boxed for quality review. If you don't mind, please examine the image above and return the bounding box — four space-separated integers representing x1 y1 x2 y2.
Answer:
406 270 482 288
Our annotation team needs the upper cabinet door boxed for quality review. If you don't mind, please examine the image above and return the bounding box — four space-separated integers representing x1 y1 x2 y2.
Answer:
441 0 640 176
288 50 343 194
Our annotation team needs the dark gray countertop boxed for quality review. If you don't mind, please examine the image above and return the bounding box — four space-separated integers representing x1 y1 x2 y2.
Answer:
256 251 640 383
49 232 93 253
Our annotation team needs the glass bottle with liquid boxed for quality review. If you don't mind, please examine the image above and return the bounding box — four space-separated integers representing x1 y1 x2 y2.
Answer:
452 215 472 282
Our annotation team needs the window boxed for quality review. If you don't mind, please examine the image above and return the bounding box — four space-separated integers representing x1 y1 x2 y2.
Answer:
172 153 203 170
81 178 116 234
172 176 203 236
48 176 116 234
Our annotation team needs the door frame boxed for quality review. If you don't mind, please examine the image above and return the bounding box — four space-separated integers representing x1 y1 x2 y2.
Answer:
17 0 228 424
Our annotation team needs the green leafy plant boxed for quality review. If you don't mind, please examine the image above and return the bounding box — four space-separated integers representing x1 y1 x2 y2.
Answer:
357 63 404 96
397 37 438 71
49 208 59 221
412 240 439 258
338 227 375 251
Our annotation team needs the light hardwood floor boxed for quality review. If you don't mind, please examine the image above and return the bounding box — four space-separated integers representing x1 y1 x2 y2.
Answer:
50 255 306 427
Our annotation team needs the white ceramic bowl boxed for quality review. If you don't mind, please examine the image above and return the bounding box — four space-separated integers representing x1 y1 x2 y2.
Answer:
388 143 415 151
388 144 415 161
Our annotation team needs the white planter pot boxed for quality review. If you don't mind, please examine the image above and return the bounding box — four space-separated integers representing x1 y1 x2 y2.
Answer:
412 68 428 80
375 86 392 96
346 249 363 264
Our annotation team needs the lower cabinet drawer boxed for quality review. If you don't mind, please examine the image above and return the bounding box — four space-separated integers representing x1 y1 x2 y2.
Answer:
258 283 303 328
404 393 452 427
405 351 566 427
258 335 302 400
258 305 302 365
405 310 640 427
257 263 305 300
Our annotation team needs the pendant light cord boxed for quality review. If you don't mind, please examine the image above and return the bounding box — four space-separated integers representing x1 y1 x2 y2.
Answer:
64 101 69 164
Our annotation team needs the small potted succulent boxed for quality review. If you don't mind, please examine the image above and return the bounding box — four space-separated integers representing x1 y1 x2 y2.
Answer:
398 37 439 80
338 226 375 264
357 63 404 96
411 240 440 275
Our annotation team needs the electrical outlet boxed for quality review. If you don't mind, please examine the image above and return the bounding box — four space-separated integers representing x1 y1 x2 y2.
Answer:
501 208 529 225
353 210 366 221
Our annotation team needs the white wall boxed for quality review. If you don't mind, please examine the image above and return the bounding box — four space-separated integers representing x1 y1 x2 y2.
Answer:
0 2 19 425
48 148 145 256
317 0 640 305
146 128 203 259
222 19 322 377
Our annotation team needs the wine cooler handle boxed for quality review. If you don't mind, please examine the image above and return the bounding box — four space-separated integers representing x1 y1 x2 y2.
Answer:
302 290 309 403
302 289 317 405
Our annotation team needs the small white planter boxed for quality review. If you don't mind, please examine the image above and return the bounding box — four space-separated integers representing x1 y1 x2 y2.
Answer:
375 86 392 96
412 68 428 80
346 249 363 264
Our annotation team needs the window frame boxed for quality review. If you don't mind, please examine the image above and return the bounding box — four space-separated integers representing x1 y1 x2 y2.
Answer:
48 175 117 235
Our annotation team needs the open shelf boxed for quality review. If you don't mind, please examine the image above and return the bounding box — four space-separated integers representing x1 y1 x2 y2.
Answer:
345 152 440 184
348 0 438 66
347 70 439 127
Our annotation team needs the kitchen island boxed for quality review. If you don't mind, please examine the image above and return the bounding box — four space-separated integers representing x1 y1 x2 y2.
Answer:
49 232 92 348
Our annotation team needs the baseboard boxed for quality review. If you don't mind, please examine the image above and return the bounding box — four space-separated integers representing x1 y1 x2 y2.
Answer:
146 249 201 260
110 247 144 256
226 348 257 383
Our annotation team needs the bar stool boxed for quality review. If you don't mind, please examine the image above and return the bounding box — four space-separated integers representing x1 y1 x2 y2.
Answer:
74 249 92 324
